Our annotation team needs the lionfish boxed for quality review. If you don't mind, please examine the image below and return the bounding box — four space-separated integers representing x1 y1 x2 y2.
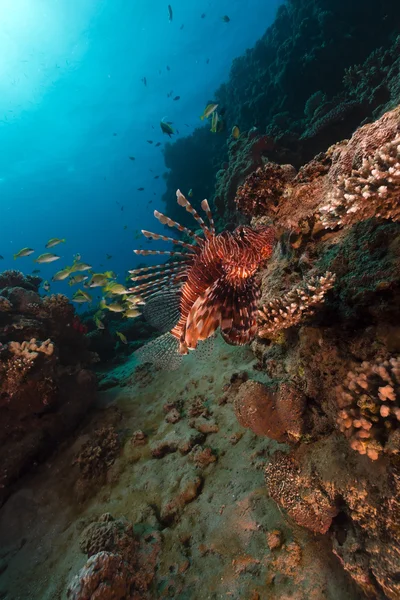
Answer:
130 190 275 366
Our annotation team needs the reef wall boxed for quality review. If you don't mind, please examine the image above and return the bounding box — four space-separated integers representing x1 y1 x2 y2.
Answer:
161 0 400 226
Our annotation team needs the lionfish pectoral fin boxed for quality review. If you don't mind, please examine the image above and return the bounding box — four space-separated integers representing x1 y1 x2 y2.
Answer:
134 332 183 370
142 291 181 334
184 283 222 349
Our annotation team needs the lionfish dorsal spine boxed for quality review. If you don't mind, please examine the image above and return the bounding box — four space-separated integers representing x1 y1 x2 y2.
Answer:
201 199 215 235
141 230 198 252
176 189 213 239
154 210 204 245
129 258 193 275
133 250 187 256
130 264 189 282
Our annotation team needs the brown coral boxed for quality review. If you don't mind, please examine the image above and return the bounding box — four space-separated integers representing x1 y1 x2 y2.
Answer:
257 272 335 339
74 427 120 479
235 162 296 217
336 355 400 460
234 380 286 442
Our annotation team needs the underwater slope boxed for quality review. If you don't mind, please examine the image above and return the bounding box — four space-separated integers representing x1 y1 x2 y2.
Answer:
0 336 361 599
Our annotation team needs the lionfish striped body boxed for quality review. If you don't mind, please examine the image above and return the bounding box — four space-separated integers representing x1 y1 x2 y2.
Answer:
131 190 275 355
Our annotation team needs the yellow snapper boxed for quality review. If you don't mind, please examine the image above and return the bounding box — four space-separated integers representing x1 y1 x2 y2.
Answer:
231 125 240 139
14 247 34 259
88 273 109 288
70 261 92 272
200 103 218 120
124 308 140 318
68 274 88 286
45 238 66 248
104 282 129 295
72 289 92 303
94 316 105 329
116 331 128 344
52 267 72 281
105 302 125 313
35 253 60 264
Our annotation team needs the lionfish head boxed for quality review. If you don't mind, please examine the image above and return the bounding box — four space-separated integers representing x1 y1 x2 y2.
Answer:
220 225 275 283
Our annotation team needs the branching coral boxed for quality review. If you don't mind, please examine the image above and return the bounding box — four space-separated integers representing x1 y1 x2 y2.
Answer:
257 272 335 339
336 356 400 460
9 338 54 358
320 135 400 228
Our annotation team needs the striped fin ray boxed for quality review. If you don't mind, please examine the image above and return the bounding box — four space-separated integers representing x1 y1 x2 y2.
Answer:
129 258 193 275
141 230 197 252
176 189 212 239
139 283 183 301
130 264 189 282
134 332 183 370
201 199 216 235
133 250 187 257
129 272 186 293
154 210 204 245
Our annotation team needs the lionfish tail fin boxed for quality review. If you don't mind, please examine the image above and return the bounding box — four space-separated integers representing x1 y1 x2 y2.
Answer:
134 332 183 370
176 189 213 239
201 199 215 235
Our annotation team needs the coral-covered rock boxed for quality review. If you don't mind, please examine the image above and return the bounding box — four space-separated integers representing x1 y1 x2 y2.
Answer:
66 551 135 600
74 427 121 479
265 451 338 534
234 380 286 441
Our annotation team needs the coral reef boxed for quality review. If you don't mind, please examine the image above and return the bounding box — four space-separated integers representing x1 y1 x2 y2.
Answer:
336 356 400 460
0 272 97 506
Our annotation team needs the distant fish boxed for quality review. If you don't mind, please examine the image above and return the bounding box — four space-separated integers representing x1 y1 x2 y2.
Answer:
14 247 34 259
73 253 81 262
129 156 135 161
160 120 174 136
0 255 4 260
188 188 193 197
116 331 128 344
180 24 184 30
173 96 180 101
201 13 206 18
45 237 65 248
210 111 219 133
166 65 170 71
200 103 218 120
222 15 230 22
34 253 60 264
43 280 50 292
154 175 159 179
32 269 40 274
137 187 145 191
94 316 105 329
232 125 240 139
155 142 161 147
206 58 210 64
141 76 147 86
147 140 153 144
106 253 112 259
113 132 117 136
124 225 128 230
167 4 173 22
167 90 173 98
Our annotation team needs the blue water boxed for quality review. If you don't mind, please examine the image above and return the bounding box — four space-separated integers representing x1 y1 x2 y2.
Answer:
0 0 281 301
